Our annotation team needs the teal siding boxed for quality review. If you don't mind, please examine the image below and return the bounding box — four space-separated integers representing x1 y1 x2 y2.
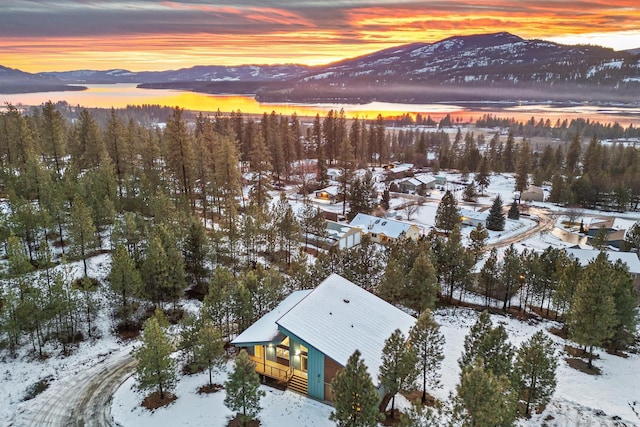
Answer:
307 345 324 400
278 326 325 400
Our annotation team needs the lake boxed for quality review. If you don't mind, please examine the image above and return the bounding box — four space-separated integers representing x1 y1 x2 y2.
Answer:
2 83 640 126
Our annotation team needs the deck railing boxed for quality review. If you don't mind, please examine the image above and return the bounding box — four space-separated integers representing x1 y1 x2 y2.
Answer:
250 356 294 382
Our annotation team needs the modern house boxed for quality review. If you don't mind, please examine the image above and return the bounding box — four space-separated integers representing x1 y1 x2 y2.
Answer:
349 213 421 243
231 274 416 402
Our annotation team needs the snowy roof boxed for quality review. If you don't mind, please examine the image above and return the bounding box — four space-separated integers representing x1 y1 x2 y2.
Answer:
276 274 416 382
326 221 360 240
349 213 417 239
414 174 436 185
459 208 488 221
389 164 412 174
564 249 640 275
315 185 340 197
232 290 312 345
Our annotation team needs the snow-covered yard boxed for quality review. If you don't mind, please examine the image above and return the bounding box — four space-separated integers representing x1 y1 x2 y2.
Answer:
2 171 640 427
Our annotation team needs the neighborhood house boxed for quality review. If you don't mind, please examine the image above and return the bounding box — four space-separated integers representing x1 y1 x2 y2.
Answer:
231 274 416 402
349 213 422 243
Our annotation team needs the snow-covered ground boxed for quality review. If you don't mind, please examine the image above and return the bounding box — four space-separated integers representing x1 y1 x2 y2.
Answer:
2 171 640 426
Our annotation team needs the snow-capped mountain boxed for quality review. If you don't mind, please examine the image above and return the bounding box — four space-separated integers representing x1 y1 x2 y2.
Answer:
256 32 640 103
40 64 309 84
2 32 639 102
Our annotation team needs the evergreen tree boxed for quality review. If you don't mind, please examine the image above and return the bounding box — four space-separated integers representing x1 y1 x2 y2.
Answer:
515 139 532 192
379 330 418 418
462 182 478 202
468 223 488 264
406 252 439 316
459 311 515 379
486 195 505 231
514 330 558 416
399 401 439 427
331 350 382 427
454 358 517 427
224 349 265 426
435 190 460 234
605 261 638 351
347 170 377 220
479 248 499 307
68 195 99 277
134 316 177 400
195 319 225 387
508 200 520 220
108 244 142 327
475 155 490 195
183 217 210 288
591 226 609 250
568 253 616 367
408 311 445 404
623 221 640 253
500 244 522 312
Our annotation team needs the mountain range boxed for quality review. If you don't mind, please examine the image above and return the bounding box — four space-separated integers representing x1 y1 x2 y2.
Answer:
2 32 639 104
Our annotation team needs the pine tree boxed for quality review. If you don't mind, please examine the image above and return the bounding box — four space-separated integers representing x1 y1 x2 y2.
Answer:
605 260 638 351
379 330 418 418
475 155 490 195
183 217 210 288
462 182 478 202
468 223 488 264
108 244 142 327
68 195 99 277
591 226 609 250
224 349 265 427
331 350 382 427
514 330 557 416
195 319 225 387
459 311 514 379
624 221 640 253
515 138 531 192
347 170 377 220
454 358 517 427
479 248 499 308
134 316 177 400
434 190 460 233
486 195 505 231
409 311 445 404
568 253 616 367
508 199 520 220
406 252 439 316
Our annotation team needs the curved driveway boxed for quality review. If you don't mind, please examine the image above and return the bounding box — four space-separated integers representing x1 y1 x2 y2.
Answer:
10 348 136 427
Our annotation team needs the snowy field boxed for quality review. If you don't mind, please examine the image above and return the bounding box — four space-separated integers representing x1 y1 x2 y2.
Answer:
2 171 640 426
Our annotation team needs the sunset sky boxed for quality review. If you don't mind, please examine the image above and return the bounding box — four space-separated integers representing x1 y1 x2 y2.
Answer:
2 0 639 73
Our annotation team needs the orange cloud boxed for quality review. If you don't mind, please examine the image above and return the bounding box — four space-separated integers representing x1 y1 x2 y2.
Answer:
1 1 639 72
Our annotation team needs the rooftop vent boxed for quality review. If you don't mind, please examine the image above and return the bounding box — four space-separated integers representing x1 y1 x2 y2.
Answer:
343 298 350 304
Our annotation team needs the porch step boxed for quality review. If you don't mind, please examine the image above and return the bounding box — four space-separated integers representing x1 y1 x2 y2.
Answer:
287 375 308 395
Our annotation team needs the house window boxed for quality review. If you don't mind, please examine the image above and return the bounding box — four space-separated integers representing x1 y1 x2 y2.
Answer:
371 233 378 238
276 346 290 360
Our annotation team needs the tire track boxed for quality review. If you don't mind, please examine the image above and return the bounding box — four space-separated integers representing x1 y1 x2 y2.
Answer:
9 349 136 427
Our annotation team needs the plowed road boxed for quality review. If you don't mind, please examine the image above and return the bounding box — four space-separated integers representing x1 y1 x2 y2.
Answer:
9 348 136 427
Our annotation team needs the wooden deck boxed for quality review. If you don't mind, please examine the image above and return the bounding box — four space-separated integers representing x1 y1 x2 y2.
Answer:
250 356 294 382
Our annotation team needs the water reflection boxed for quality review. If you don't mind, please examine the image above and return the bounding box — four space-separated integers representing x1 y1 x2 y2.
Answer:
2 83 639 126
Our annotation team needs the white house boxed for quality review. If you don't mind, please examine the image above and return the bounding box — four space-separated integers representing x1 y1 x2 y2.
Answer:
349 213 421 243
459 208 489 227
